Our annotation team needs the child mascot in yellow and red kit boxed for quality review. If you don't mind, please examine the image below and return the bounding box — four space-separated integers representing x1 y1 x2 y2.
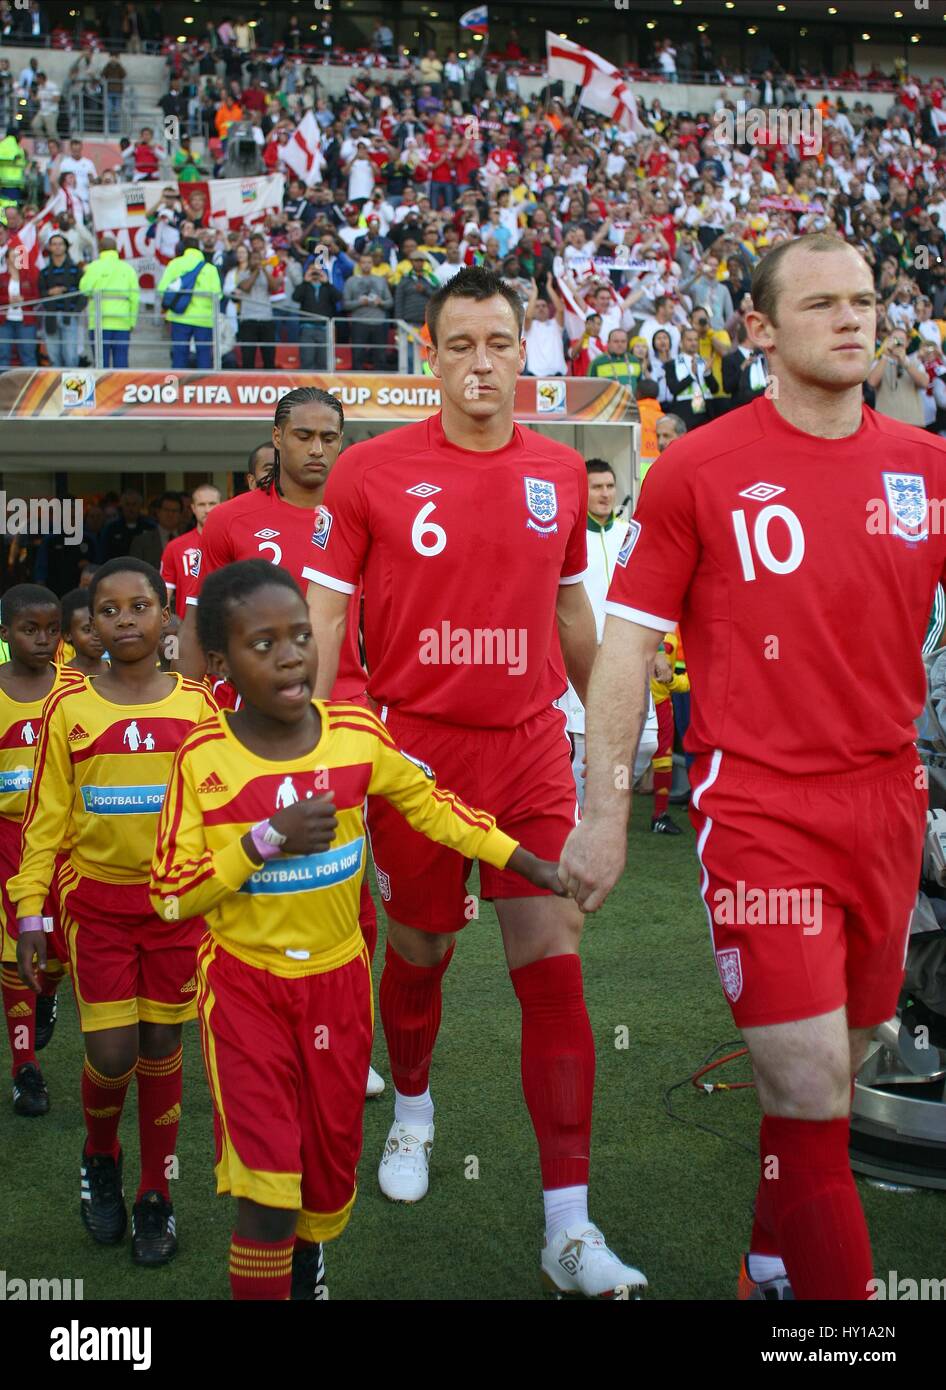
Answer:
150 560 565 1300
13 559 217 1265
0 584 78 1117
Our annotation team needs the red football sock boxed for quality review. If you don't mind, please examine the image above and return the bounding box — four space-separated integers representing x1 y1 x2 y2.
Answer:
652 765 673 819
136 1047 183 1199
82 1056 135 1160
379 939 454 1096
761 1113 873 1299
510 953 595 1189
229 1234 294 1301
2 964 36 1075
750 1120 781 1257
359 880 378 962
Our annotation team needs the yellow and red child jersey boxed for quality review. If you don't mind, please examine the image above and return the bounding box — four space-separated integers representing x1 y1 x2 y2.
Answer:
11 673 217 916
650 631 690 706
150 700 519 979
0 665 84 824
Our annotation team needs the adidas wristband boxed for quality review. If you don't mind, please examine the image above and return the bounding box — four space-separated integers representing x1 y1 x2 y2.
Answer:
250 821 284 862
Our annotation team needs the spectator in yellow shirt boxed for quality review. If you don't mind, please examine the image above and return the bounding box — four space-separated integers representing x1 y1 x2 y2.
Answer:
692 306 732 418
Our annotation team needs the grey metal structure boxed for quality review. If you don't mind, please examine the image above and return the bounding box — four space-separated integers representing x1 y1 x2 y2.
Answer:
849 653 946 1187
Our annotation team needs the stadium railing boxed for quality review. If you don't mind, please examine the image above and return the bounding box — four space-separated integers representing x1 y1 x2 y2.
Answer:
0 289 424 374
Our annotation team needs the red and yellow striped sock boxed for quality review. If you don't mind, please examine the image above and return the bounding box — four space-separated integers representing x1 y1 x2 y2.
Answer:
229 1235 294 1301
82 1057 135 1160
1 964 36 1076
136 1047 183 1200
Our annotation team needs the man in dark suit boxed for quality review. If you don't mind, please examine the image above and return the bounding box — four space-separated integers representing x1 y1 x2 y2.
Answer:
722 323 770 407
100 490 158 562
129 492 183 567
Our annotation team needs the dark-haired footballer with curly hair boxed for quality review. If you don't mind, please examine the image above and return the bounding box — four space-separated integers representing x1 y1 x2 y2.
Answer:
11 558 217 1268
150 559 563 1301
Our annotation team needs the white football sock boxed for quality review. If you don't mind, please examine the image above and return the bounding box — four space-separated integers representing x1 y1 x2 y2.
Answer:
394 1087 434 1128
747 1252 788 1283
544 1184 589 1243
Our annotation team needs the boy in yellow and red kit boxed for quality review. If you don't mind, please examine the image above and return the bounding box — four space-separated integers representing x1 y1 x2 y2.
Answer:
151 561 565 1300
0 585 79 1117
13 558 217 1266
650 630 690 835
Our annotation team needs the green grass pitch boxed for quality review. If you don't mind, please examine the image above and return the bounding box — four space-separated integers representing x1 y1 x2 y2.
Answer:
2 798 942 1300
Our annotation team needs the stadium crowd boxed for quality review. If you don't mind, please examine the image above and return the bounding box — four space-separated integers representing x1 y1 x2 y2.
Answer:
0 29 946 425
0 30 942 391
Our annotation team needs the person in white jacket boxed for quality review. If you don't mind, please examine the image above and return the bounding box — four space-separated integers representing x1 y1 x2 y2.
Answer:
556 458 657 808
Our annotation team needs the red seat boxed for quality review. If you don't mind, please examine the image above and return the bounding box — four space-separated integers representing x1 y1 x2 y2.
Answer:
275 345 300 370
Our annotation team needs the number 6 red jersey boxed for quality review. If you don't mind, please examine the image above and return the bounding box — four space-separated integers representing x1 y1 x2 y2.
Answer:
306 412 589 727
606 395 946 775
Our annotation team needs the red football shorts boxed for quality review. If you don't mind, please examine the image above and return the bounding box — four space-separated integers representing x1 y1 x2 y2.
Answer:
689 747 926 1030
0 815 67 967
57 862 205 1032
196 936 374 1240
367 703 578 933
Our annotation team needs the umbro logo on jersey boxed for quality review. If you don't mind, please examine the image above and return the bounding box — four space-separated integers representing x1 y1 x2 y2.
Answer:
254 528 281 540
739 482 785 502
68 723 90 742
197 772 228 794
405 483 441 498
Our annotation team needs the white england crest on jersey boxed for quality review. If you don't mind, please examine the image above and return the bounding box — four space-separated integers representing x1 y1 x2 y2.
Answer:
524 476 558 524
616 520 641 567
882 471 928 542
716 948 743 1003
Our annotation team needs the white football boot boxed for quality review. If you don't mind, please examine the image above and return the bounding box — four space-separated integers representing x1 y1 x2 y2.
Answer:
541 1224 648 1299
377 1120 434 1202
366 1065 385 1098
